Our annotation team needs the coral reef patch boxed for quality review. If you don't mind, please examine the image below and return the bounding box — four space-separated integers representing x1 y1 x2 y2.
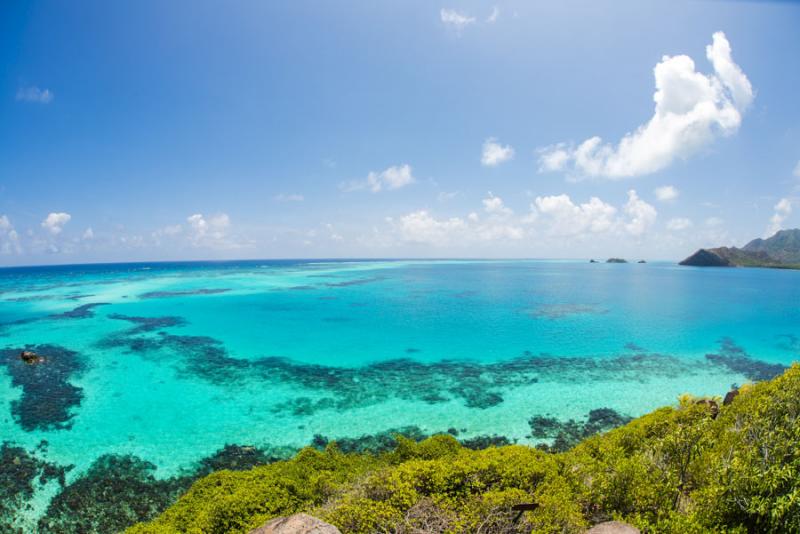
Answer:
0 344 86 431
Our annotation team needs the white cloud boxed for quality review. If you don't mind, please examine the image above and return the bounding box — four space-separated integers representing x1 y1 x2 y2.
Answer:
624 190 658 236
275 193 304 202
534 194 618 236
538 32 753 179
482 193 513 216
187 213 231 244
481 137 515 166
0 215 21 254
766 198 792 237
16 86 53 104
397 210 467 245
82 228 94 240
666 217 693 231
440 8 476 31
655 185 679 202
342 164 415 193
705 216 724 227
41 212 71 235
487 6 499 23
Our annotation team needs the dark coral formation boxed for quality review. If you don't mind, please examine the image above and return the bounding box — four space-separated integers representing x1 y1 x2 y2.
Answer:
0 441 71 529
36 443 292 534
323 276 385 287
193 444 292 477
0 345 86 431
528 303 607 320
138 288 230 299
106 313 187 334
530 408 632 452
705 337 786 381
50 302 109 320
37 455 190 534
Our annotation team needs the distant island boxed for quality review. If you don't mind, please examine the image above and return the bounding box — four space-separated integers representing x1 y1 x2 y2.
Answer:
606 258 627 263
680 228 800 269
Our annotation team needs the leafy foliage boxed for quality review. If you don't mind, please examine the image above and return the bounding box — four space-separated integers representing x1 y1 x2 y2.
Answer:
130 365 800 534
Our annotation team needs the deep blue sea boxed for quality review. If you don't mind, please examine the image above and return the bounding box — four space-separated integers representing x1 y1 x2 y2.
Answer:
1 259 798 526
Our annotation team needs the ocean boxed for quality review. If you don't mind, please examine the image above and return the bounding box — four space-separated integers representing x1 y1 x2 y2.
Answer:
0 259 797 528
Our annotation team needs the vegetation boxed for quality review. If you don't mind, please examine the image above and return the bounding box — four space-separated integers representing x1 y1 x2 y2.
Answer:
130 365 800 533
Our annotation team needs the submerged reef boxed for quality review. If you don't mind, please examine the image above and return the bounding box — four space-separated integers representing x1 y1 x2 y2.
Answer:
138 288 231 299
49 302 109 320
527 303 607 320
705 337 786 381
36 443 293 534
529 408 633 452
0 344 86 431
0 441 71 530
95 314 787 417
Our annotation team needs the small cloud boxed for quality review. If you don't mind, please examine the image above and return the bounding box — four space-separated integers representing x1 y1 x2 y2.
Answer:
481 137 515 167
794 160 800 178
482 192 513 216
440 8 476 31
487 6 499 23
323 158 337 169
41 212 71 235
666 217 693 231
82 228 94 240
623 190 658 236
275 193 305 202
341 164 415 193
437 191 459 202
16 86 53 104
654 185 679 202
705 216 724 227
766 198 792 237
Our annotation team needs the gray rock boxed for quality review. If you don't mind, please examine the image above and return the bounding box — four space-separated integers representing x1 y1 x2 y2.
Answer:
586 521 640 533
248 513 341 534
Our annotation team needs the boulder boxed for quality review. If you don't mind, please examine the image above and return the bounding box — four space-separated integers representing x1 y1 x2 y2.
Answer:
248 513 341 534
586 521 640 533
723 388 739 406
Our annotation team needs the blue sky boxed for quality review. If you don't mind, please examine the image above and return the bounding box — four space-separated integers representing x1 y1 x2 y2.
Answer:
1 0 799 264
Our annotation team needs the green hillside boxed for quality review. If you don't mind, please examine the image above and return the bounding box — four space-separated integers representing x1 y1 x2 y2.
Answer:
129 365 800 534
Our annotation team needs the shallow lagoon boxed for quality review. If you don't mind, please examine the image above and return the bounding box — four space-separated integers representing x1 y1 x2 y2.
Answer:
0 259 797 527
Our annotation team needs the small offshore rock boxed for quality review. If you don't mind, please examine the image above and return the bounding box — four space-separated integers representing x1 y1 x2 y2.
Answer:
586 521 641 533
20 350 43 364
248 513 342 534
606 258 627 263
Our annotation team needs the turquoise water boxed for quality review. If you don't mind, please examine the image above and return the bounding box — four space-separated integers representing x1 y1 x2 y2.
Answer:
1 259 798 526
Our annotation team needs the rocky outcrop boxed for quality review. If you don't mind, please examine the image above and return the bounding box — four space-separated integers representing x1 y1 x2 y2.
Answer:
679 248 731 267
606 258 627 263
680 229 800 269
20 350 44 364
586 521 640 533
723 388 739 406
248 514 341 534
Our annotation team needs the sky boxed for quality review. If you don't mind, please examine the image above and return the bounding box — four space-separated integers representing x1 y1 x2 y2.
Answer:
1 0 799 265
